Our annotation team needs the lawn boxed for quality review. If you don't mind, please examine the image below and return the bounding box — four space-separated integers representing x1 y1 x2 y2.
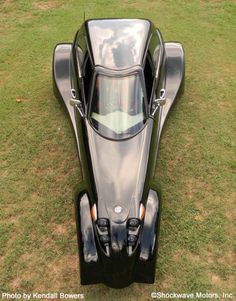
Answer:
0 0 235 300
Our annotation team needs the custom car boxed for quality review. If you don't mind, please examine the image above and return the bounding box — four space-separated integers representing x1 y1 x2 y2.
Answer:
52 18 185 288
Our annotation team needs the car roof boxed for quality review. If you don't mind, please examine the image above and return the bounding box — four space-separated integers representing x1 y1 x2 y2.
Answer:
85 18 151 70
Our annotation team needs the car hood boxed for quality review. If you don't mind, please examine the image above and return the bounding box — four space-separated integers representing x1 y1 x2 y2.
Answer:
86 120 152 223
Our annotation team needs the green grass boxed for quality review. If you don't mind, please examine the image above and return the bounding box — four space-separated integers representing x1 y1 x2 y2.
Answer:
0 0 235 300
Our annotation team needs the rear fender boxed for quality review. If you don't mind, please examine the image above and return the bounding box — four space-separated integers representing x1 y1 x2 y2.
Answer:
52 43 78 140
158 42 185 137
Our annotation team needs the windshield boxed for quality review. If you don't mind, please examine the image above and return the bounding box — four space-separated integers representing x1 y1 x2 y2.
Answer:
90 73 147 139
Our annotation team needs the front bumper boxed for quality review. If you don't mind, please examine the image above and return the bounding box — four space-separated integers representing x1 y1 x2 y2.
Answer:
74 189 160 288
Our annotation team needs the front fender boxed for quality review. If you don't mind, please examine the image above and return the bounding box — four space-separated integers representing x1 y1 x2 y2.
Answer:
74 191 101 285
134 189 160 283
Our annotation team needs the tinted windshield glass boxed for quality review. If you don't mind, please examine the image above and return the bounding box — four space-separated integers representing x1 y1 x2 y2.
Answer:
90 73 146 139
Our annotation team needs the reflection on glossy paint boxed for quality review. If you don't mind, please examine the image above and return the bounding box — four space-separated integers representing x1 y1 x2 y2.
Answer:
86 119 153 223
80 194 98 262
